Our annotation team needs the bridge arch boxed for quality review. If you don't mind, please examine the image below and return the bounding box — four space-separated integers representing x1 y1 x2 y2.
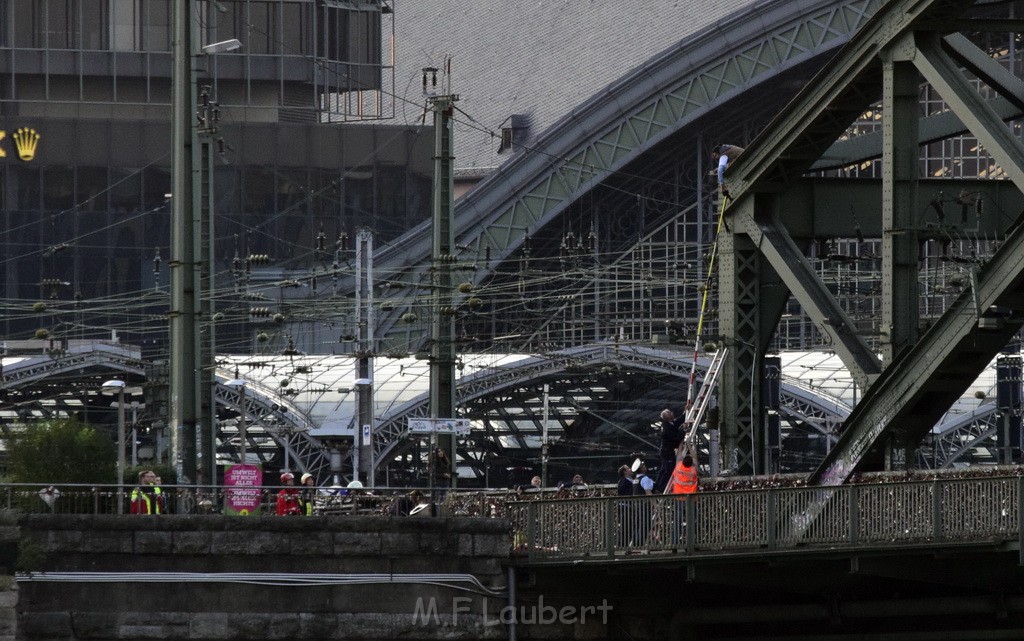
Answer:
373 0 886 348
6 342 1005 480
370 345 848 479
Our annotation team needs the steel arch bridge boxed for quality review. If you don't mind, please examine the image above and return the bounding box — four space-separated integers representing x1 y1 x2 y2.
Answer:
8 0 1024 486
360 0 1024 481
373 0 888 348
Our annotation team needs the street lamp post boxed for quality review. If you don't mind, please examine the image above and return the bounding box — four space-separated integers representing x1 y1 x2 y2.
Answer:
102 379 127 514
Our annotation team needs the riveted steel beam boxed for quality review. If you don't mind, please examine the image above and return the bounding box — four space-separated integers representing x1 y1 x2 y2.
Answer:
732 206 881 392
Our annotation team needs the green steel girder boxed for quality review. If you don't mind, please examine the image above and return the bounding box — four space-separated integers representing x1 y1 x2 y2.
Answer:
728 0 973 196
717 0 1024 485
914 32 1024 192
809 209 1024 484
806 27 1024 484
777 177 1024 238
372 0 887 348
718 210 764 474
812 33 1024 171
881 55 921 368
732 204 881 392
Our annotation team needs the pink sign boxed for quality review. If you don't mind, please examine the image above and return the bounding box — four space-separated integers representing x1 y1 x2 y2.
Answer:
223 464 263 515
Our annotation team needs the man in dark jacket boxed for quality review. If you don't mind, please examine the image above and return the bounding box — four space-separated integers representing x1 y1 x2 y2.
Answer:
653 409 686 493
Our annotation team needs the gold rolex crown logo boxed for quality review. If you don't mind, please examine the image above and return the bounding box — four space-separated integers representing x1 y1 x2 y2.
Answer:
13 127 40 161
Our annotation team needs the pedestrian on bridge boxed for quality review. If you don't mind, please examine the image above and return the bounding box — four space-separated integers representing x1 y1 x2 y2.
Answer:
632 459 655 547
669 450 699 546
276 472 302 516
299 472 316 515
130 470 163 515
670 452 698 495
654 409 686 493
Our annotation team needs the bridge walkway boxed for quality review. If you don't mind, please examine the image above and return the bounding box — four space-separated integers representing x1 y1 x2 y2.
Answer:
509 473 1024 567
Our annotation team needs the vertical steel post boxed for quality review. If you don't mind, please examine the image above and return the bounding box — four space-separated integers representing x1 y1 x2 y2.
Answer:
881 52 921 470
117 387 125 515
1018 475 1024 566
199 132 217 492
356 228 375 485
541 383 550 488
238 384 247 463
170 0 199 490
427 84 458 488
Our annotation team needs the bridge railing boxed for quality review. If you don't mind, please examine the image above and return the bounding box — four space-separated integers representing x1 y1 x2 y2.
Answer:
510 475 1024 560
0 483 531 517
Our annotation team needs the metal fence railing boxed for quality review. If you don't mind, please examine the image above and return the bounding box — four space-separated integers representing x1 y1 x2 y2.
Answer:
0 483 532 518
509 475 1024 561
9 476 1022 565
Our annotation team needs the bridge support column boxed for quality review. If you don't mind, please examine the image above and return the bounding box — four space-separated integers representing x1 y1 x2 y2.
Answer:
719 201 762 475
720 197 792 475
881 45 922 470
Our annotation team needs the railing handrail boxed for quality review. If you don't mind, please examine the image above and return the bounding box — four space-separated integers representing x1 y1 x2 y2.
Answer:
509 474 1024 562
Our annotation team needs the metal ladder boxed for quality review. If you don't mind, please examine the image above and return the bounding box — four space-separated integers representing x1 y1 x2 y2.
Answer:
683 347 728 444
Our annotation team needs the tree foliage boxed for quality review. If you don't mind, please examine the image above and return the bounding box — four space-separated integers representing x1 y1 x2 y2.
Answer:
7 418 116 484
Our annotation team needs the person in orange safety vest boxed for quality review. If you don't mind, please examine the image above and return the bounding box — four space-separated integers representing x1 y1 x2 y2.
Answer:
670 453 698 495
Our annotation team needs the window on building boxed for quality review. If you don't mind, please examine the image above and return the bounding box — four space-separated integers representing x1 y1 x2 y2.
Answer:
138 0 170 51
141 166 170 211
498 127 514 153
110 0 136 51
342 167 373 229
11 165 40 211
76 167 108 212
319 0 382 65
214 1 309 56
497 114 530 153
42 0 79 49
110 168 142 213
43 166 75 212
81 0 108 49
4 0 111 50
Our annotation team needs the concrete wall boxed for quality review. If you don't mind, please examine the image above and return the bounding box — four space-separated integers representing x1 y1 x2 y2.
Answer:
12 515 511 641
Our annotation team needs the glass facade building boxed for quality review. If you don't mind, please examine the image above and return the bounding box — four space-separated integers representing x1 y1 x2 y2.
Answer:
0 0 432 353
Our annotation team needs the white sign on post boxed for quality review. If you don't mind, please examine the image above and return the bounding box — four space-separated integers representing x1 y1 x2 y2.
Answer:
408 419 435 433
407 418 471 435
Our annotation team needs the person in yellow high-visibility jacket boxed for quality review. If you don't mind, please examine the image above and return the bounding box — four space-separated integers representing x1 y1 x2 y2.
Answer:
130 470 163 514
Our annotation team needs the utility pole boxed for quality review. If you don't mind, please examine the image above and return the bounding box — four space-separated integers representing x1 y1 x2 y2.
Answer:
170 0 199 490
425 65 458 488
197 84 220 492
541 383 550 488
355 228 375 486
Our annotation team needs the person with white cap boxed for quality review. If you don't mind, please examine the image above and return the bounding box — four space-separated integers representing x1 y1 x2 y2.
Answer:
299 472 316 516
632 459 654 496
275 472 301 516
631 459 655 548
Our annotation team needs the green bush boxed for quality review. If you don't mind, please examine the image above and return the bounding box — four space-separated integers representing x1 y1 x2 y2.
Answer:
7 418 116 484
